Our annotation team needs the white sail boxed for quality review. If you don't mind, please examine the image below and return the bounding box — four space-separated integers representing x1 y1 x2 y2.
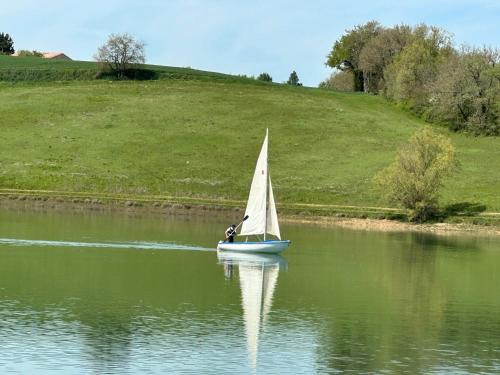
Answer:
240 130 268 237
266 177 281 239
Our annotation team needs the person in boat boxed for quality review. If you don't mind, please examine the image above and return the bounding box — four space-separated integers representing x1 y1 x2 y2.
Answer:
225 224 237 243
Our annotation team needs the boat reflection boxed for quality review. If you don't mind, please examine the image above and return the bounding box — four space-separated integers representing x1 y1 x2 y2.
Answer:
217 251 287 369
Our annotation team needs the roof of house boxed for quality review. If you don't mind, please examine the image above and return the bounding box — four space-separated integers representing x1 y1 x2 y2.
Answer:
42 52 68 59
11 51 71 59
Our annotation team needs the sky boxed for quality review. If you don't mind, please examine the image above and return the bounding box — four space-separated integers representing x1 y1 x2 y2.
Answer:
2 0 499 86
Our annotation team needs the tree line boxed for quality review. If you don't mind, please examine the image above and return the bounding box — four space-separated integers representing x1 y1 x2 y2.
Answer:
321 21 499 136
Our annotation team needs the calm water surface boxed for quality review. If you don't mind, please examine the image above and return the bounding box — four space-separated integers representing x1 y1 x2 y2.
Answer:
0 208 499 374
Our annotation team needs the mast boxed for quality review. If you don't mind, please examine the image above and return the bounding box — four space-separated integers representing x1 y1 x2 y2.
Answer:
264 128 268 241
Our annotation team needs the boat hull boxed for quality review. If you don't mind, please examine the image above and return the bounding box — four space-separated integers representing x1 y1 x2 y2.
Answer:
217 240 290 254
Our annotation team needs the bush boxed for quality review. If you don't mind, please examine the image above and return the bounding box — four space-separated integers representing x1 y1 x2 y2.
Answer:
16 50 43 57
319 71 355 91
0 68 97 82
96 68 159 81
257 72 272 82
375 127 457 222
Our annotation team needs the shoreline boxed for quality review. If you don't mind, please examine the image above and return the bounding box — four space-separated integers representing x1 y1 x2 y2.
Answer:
1 190 500 237
284 215 500 237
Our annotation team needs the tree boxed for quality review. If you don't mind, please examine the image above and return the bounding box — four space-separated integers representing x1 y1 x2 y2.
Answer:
319 71 355 91
375 127 456 222
359 25 413 93
326 21 382 91
429 47 499 135
94 33 145 77
257 72 272 82
287 71 301 86
383 25 453 112
0 32 14 55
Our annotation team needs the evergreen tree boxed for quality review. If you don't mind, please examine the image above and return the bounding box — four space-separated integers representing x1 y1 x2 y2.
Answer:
287 71 301 86
0 32 15 55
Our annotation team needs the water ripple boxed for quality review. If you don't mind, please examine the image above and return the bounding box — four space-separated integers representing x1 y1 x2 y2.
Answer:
0 238 214 252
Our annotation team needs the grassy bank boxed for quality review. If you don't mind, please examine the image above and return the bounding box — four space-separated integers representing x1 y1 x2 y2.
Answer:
0 58 499 225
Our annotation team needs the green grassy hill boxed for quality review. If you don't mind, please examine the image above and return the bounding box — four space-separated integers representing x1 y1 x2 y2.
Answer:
0 56 499 222
0 55 256 83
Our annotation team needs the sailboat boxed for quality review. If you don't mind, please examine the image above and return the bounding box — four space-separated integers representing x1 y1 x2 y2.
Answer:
217 129 291 254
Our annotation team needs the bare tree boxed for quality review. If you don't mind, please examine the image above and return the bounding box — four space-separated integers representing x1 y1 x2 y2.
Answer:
94 33 145 77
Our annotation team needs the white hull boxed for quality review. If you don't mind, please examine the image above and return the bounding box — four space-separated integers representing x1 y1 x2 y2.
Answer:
217 240 290 254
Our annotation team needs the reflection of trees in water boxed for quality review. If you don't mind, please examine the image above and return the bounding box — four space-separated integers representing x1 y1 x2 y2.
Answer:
78 311 134 373
0 299 136 373
316 232 499 373
438 305 500 373
382 232 445 372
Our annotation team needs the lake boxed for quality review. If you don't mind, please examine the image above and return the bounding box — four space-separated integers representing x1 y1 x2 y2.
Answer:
0 208 499 374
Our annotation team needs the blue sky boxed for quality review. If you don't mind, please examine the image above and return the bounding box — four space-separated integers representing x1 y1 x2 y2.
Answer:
3 0 499 86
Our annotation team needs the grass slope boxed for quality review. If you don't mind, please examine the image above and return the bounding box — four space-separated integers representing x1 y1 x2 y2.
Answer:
0 55 257 83
0 57 499 221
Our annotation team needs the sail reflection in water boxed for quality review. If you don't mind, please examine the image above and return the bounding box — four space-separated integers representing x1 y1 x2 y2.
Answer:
218 252 287 369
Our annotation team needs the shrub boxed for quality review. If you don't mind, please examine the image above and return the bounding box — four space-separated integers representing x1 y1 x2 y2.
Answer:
257 72 272 82
96 68 158 81
319 71 355 91
375 127 457 222
16 50 43 57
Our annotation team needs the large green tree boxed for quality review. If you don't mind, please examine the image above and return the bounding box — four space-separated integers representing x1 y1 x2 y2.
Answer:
383 25 453 112
326 21 382 92
0 32 14 55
